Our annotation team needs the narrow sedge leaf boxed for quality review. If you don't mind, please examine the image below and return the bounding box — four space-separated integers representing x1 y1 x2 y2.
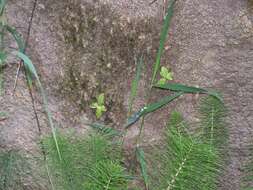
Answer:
15 51 39 80
136 147 149 189
15 51 62 161
0 0 6 16
124 92 183 128
129 55 144 115
151 0 176 85
155 83 223 101
6 25 25 52
87 123 122 137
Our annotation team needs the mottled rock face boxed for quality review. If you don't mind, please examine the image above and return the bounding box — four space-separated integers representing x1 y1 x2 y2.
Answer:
58 1 160 124
1 0 253 189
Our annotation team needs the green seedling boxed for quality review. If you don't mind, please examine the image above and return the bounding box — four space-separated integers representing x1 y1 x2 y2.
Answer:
90 93 107 119
157 66 173 85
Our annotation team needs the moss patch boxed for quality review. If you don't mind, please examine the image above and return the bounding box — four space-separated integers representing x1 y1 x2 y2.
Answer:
59 0 160 125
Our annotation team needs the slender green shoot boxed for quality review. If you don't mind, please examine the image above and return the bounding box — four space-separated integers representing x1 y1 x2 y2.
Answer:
151 0 177 86
128 55 144 116
15 51 62 161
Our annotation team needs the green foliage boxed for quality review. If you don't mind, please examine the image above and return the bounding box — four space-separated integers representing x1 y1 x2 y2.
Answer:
157 66 173 85
136 147 149 189
125 92 183 128
44 131 131 190
128 56 144 115
151 0 177 85
90 93 107 119
149 112 222 190
16 51 62 161
154 83 223 102
87 122 122 137
198 96 228 150
0 150 28 190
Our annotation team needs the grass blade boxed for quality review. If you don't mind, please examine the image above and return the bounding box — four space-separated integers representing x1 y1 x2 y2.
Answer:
0 0 6 16
6 25 25 52
155 83 223 101
128 55 144 115
87 122 122 137
136 147 149 190
151 0 177 86
15 51 62 161
125 92 183 128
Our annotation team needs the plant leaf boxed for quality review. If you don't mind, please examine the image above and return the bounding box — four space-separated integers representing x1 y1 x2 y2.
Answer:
124 92 183 128
6 25 25 52
151 0 177 85
87 123 122 137
96 106 106 119
155 83 223 101
15 51 38 80
157 78 167 85
97 93 105 106
15 51 62 161
136 147 149 189
128 55 144 115
90 102 99 109
0 51 6 65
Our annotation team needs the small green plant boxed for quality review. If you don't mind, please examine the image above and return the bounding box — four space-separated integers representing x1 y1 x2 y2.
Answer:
0 150 29 190
44 131 131 190
148 111 222 190
157 66 173 85
0 0 61 160
124 0 227 188
90 93 107 119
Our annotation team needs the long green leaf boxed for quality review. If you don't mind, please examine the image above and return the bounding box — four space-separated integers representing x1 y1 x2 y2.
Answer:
15 51 62 161
151 0 176 86
0 0 6 16
125 92 183 128
6 25 25 52
155 83 223 101
87 123 122 137
128 55 144 115
136 147 149 189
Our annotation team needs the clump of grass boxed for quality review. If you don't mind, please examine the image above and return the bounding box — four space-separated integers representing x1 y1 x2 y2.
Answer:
148 111 222 190
44 131 131 190
0 150 29 190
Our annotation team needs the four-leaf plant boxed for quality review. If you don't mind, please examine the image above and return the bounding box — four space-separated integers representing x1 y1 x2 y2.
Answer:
90 93 107 119
157 66 173 85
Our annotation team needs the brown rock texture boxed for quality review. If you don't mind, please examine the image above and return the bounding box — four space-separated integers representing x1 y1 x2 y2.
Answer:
0 0 252 189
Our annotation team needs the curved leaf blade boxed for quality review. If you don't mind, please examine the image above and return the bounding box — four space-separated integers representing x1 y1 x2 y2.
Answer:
155 83 223 101
151 0 177 85
124 92 183 128
136 147 149 189
6 25 25 52
15 51 62 161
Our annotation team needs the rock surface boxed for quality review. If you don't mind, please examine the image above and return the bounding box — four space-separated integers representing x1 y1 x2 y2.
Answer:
0 0 252 189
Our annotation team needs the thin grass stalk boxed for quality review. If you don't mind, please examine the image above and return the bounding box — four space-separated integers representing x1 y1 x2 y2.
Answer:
133 2 177 188
150 0 176 86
